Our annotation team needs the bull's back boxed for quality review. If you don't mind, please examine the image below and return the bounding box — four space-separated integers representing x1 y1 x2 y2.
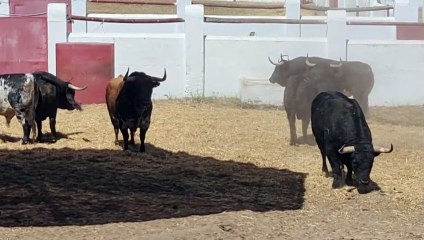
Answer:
311 92 351 134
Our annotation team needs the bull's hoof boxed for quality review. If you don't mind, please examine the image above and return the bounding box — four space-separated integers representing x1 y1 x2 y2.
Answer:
332 175 344 189
345 177 354 186
21 140 30 145
51 138 57 143
114 140 119 145
322 171 331 178
129 140 135 145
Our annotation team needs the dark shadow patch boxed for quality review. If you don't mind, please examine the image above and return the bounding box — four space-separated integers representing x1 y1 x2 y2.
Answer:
0 134 21 143
37 131 83 143
0 145 306 227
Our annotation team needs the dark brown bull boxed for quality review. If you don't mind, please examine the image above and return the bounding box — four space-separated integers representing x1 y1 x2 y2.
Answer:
268 54 372 145
268 55 341 145
304 56 374 115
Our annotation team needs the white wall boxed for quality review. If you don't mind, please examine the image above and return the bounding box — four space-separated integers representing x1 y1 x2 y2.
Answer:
348 40 424 106
204 36 327 100
68 32 186 100
0 0 9 16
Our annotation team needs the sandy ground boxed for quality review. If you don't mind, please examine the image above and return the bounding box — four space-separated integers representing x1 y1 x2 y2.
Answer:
0 99 422 239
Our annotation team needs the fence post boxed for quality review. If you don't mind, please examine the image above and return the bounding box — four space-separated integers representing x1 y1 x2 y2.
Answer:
185 5 204 97
71 0 87 32
395 0 419 22
48 3 68 75
326 10 347 60
285 0 300 37
177 0 191 32
0 0 9 16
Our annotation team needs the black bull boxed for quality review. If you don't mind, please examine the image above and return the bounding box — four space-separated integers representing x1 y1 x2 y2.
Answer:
32 72 87 142
116 69 166 152
268 55 374 145
311 91 393 194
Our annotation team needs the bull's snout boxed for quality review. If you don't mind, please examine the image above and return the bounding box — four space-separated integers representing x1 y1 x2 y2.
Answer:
357 179 372 194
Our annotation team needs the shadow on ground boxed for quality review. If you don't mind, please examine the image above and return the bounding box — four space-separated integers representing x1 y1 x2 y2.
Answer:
0 144 307 227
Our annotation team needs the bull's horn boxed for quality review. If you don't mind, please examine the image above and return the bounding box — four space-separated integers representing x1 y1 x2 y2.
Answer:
338 145 355 154
268 56 284 66
123 67 130 81
305 56 317 67
280 54 289 62
374 144 393 153
153 69 167 82
68 83 87 91
330 59 343 68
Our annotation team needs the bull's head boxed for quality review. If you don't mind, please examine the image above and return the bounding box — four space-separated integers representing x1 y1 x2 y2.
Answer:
63 82 87 111
122 69 167 102
303 56 344 93
339 143 393 194
268 54 291 87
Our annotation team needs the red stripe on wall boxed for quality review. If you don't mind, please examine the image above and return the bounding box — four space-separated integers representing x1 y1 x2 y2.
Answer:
56 43 115 104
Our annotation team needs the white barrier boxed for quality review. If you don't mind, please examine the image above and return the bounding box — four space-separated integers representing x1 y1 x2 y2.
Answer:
348 40 424 106
0 0 9 16
44 2 424 106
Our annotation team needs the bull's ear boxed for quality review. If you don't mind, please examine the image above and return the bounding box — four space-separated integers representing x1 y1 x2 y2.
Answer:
152 82 160 88
123 68 130 82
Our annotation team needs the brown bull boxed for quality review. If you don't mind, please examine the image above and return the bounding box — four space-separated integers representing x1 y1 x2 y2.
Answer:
105 69 136 145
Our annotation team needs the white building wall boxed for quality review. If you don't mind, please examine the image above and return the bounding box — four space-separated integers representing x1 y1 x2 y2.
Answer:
68 33 187 100
347 40 424 106
204 36 327 103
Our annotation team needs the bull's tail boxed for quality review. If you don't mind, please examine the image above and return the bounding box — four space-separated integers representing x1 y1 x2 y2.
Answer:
31 75 39 141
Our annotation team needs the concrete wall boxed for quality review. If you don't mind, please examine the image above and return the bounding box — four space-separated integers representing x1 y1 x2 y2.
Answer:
68 32 187 100
204 36 327 104
348 40 424 106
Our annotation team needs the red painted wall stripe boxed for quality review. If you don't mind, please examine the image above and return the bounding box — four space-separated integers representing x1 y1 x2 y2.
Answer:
56 43 115 104
397 26 424 40
0 17 48 74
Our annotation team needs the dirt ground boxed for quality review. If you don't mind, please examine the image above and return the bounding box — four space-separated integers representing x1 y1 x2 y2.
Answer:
0 99 422 239
0 2 423 240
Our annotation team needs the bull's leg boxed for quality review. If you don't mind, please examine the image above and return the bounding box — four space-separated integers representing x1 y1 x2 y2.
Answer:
301 118 310 143
21 120 32 144
111 118 120 145
36 119 43 143
139 127 147 152
287 112 297 146
129 128 136 145
326 148 344 189
318 147 330 178
345 163 354 186
49 118 57 143
355 93 369 117
119 125 129 150
114 128 119 145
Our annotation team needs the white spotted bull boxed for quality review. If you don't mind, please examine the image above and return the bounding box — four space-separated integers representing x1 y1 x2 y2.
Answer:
0 73 39 144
